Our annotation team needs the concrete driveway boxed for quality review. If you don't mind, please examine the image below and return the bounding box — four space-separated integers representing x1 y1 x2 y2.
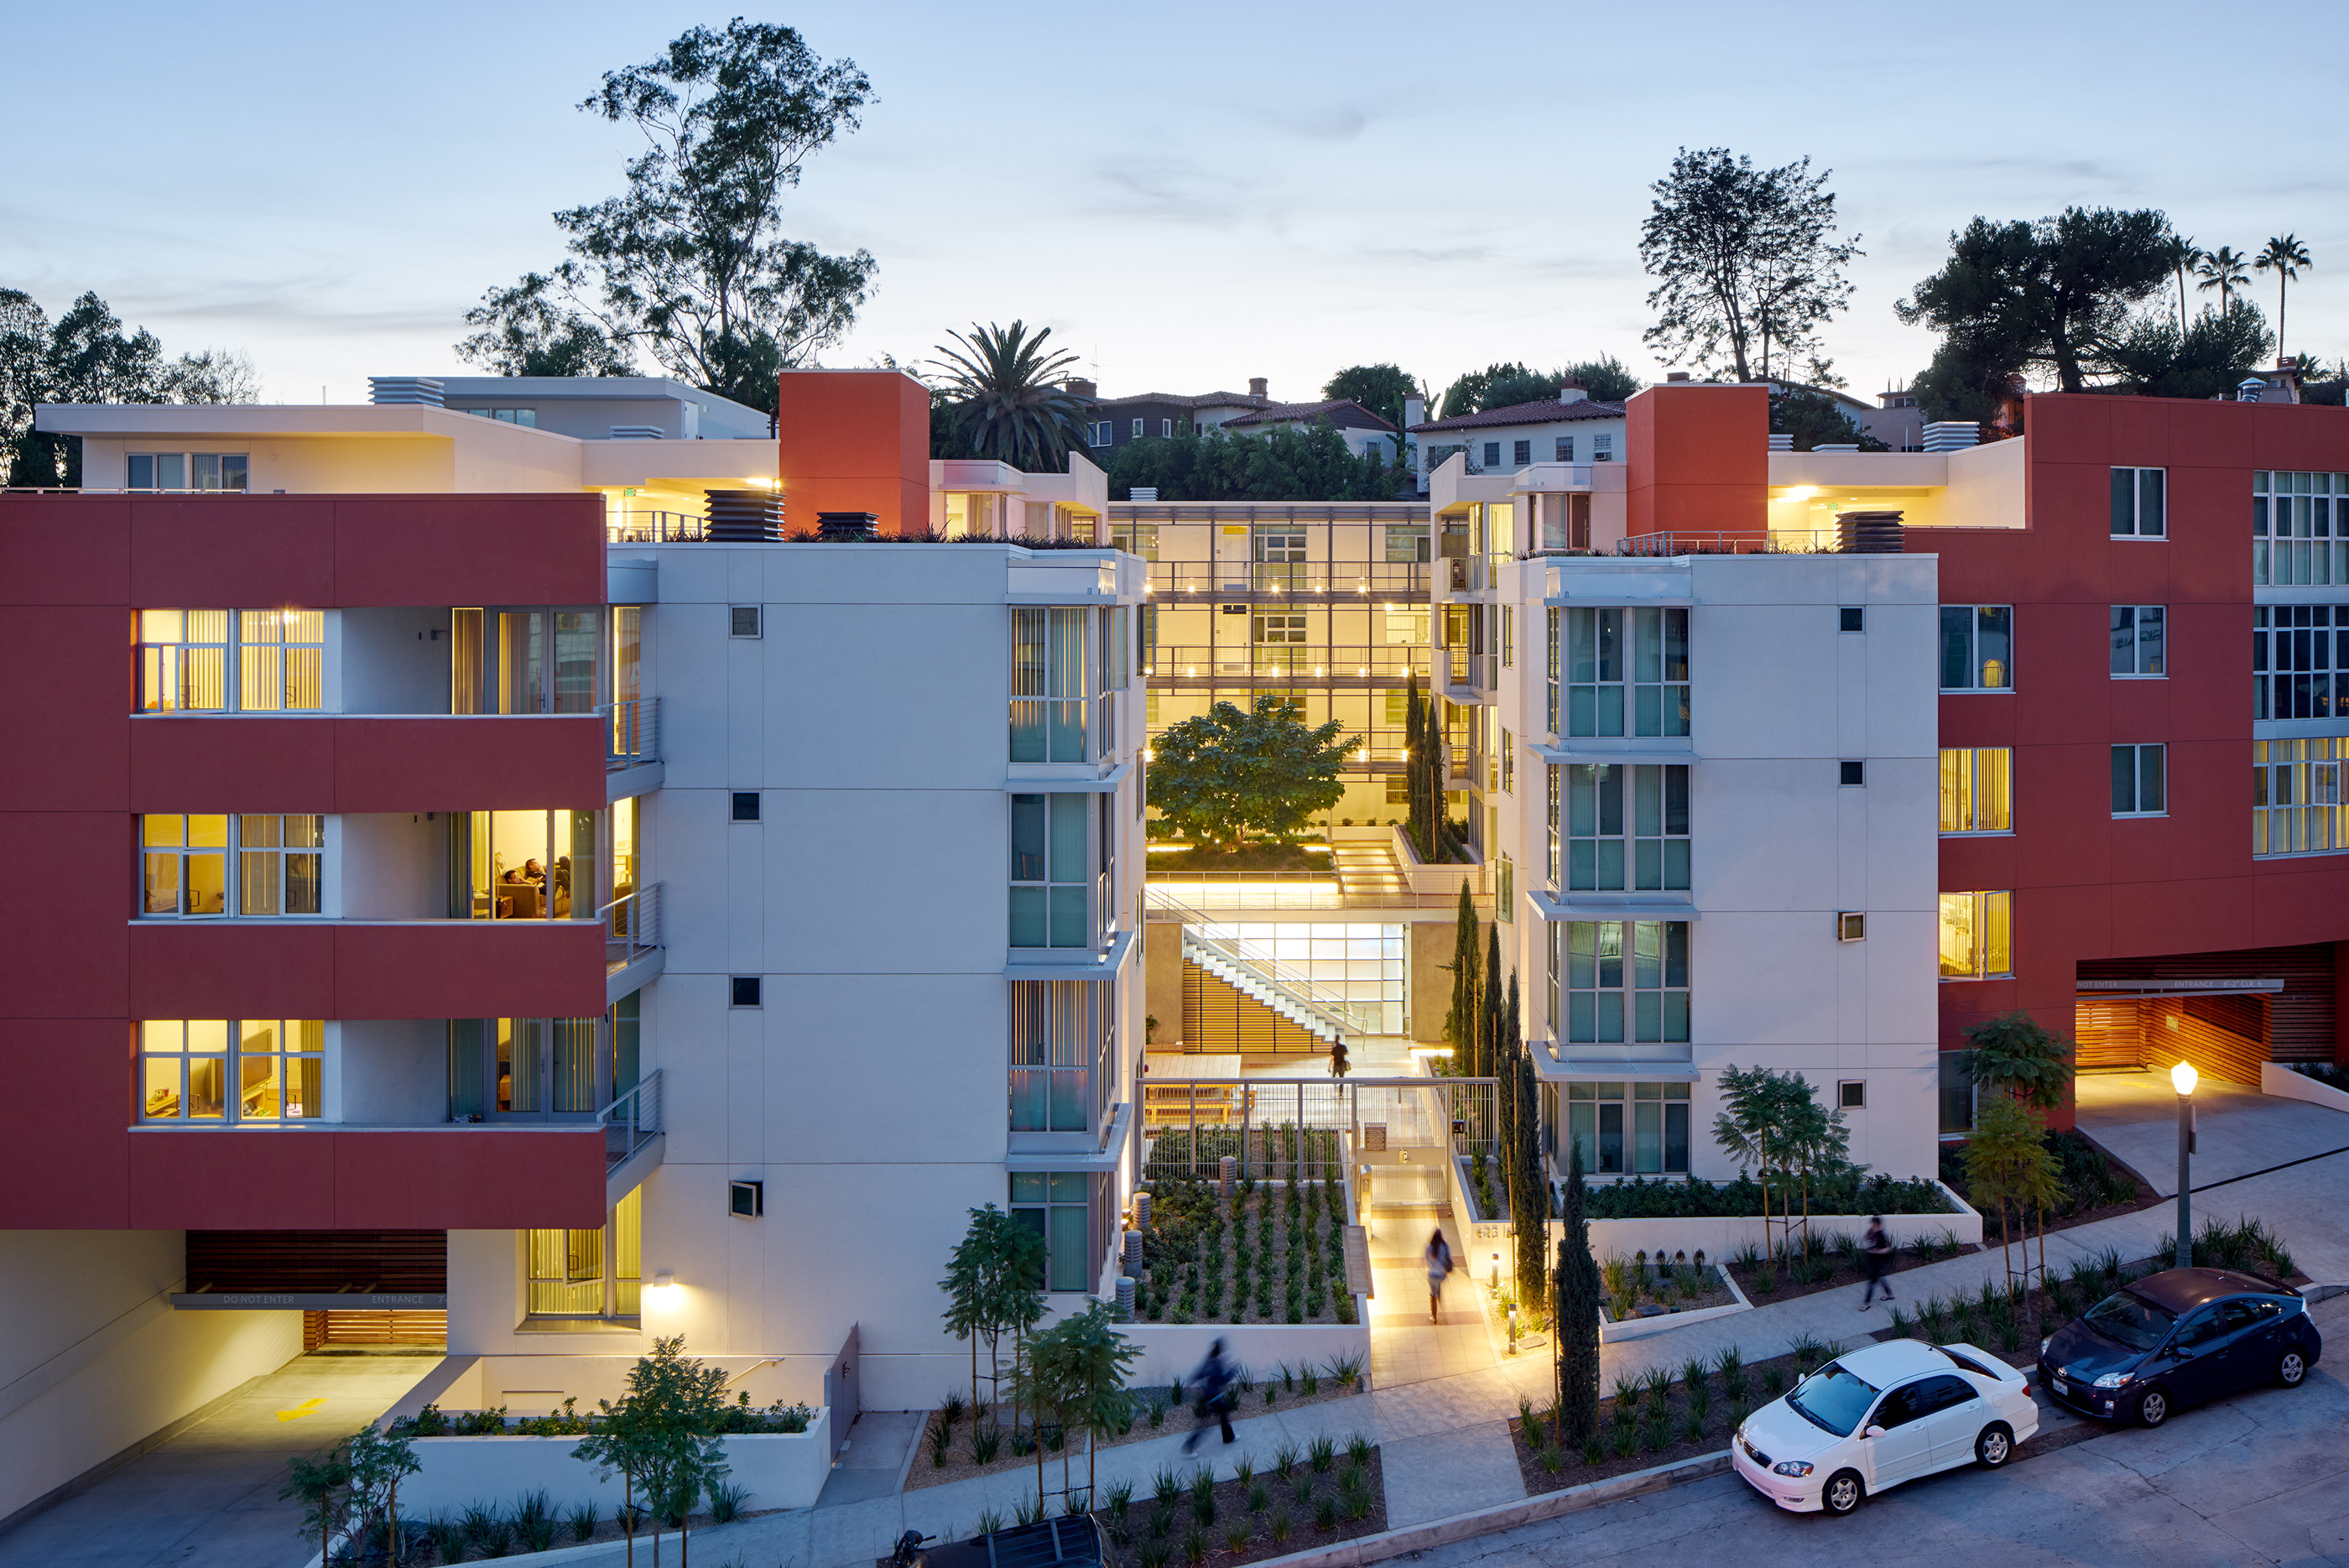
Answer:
2076 1071 2349 1196
0 1351 437 1568
1411 1295 2349 1568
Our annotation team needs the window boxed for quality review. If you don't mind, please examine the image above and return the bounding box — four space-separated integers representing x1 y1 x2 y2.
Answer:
1563 763 1689 891
1593 434 1614 461
1838 1080 1867 1109
526 1187 641 1320
138 610 325 712
1011 607 1107 763
1088 421 1111 446
449 1014 614 1117
1010 981 1111 1133
2253 471 2349 586
1938 891 2012 979
447 608 602 715
460 407 538 427
1253 613 1307 644
126 452 248 492
731 792 761 822
1939 748 2012 833
1502 606 1515 669
1564 607 1688 737
1840 760 1866 786
1545 608 1560 735
1482 442 1501 468
1513 440 1532 466
1500 728 1514 794
2253 737 2349 856
141 814 321 917
1938 1053 1976 1133
1159 419 1173 438
1940 605 2013 690
1555 436 1575 462
1111 522 1159 560
139 1018 323 1123
2106 605 2168 678
1010 794 1094 948
1840 607 1865 633
1837 912 1867 942
2253 605 2349 718
1545 766 1560 885
452 810 599 919
1559 921 1689 1043
731 977 763 1008
2111 467 2166 537
1384 523 1430 563
2112 744 2166 815
1565 1082 1689 1175
1386 774 1411 805
1132 419 1144 439
730 606 763 638
1010 1172 1094 1292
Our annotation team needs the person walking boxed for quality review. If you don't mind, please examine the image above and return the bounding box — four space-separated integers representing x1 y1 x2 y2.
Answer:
1860 1215 1895 1309
1425 1228 1455 1323
1180 1337 1237 1453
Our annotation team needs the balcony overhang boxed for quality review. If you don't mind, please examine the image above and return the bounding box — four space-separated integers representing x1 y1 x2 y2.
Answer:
1003 761 1133 793
1003 928 1137 978
1529 891 1701 923
171 1290 448 1311
1007 1101 1133 1173
1533 742 1697 767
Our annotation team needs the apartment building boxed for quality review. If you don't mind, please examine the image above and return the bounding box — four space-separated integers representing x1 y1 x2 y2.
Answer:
1408 384 1628 489
0 371 1143 1518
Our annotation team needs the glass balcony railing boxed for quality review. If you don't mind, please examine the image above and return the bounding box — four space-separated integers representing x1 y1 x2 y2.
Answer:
1145 561 1431 596
1143 645 1432 680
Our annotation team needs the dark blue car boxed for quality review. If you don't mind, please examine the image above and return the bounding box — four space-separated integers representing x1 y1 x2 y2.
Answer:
2037 1267 2320 1427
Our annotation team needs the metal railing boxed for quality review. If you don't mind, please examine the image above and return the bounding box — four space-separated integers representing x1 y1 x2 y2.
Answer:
1143 561 1431 596
607 509 707 544
1616 529 1841 557
600 1068 662 1169
1144 645 1432 680
606 697 660 767
603 883 662 969
1179 924 1375 1042
1139 1076 1499 1182
1144 873 1487 914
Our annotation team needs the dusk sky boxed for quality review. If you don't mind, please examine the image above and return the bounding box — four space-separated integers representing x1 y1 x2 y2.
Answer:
6 0 2343 409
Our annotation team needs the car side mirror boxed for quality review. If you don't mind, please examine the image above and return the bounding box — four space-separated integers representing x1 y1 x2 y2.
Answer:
1863 1425 1888 1440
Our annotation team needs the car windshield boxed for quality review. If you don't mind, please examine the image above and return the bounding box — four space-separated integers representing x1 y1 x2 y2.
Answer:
1785 1362 1879 1438
2082 1289 2177 1352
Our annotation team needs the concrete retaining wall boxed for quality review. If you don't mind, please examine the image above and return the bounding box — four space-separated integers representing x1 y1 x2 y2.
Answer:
400 1414 830 1516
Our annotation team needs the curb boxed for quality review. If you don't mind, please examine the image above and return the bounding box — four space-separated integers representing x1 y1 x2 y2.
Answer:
1201 1450 1732 1568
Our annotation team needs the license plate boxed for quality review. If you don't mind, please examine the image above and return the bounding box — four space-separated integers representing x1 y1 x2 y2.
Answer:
2051 1378 2068 1396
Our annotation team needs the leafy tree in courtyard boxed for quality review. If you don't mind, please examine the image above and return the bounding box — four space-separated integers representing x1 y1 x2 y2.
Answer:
1896 208 2175 412
345 1425 420 1565
939 1204 1048 1419
2 289 255 486
281 1438 353 1567
2256 235 2313 362
457 20 877 414
1014 1301 1138 1508
1146 695 1359 848
1963 1091 2064 1291
1554 1143 1602 1444
930 321 1089 471
573 1335 731 1568
1957 1010 2076 1290
1959 1011 2073 1112
1638 147 1861 383
1321 362 1421 430
1712 1065 1848 1254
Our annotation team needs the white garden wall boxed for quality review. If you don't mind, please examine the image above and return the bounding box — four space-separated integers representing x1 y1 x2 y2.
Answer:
2260 1061 2349 1117
399 1413 829 1517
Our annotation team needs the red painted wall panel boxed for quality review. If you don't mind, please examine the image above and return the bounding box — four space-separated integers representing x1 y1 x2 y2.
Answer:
0 814 131 1018
333 497 604 607
0 494 132 603
1625 384 1768 540
330 923 608 1021
0 608 135 811
124 715 605 815
776 371 930 536
128 924 341 1021
333 1130 608 1231
128 1127 340 1229
0 1020 134 1227
129 497 338 609
128 717 336 814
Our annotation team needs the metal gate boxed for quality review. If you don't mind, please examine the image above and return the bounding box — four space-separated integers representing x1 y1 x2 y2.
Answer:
1140 1076 1496 1191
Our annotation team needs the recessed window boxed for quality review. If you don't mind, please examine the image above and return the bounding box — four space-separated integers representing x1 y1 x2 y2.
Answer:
1940 605 2013 690
138 609 326 712
1939 891 2012 979
2253 471 2348 586
1010 1171 1095 1292
2253 605 2349 719
1560 763 1688 892
2111 466 2165 537
1840 760 1866 787
1513 440 1532 466
140 814 323 918
1565 1081 1690 1175
2111 606 2166 676
1837 912 1867 942
729 1180 764 1218
2112 743 2167 816
731 977 763 1008
1563 607 1689 738
1555 436 1575 462
524 1187 640 1321
127 452 248 492
1940 748 2012 833
729 606 763 638
1482 442 1501 468
731 792 761 823
139 1018 323 1122
1592 434 1614 461
1839 1079 1867 1109
1558 920 1689 1044
1840 607 1865 633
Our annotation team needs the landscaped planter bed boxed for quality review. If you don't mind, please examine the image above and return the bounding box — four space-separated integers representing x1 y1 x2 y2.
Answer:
1595 1259 1747 1342
1081 1433 1387 1568
1133 1175 1357 1326
1504 1341 1824 1493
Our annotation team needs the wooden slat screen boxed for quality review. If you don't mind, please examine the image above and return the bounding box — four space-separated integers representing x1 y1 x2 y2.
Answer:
187 1231 446 1294
304 1310 447 1347
1181 961 1323 1055
2076 942 2335 1064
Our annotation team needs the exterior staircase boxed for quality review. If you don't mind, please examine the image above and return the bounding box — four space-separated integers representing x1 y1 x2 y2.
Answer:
1331 840 1409 900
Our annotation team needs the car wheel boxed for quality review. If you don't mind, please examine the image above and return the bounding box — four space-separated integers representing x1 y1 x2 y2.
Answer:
1974 1422 2014 1467
2279 1349 2308 1388
2137 1386 2170 1428
1821 1470 1865 1516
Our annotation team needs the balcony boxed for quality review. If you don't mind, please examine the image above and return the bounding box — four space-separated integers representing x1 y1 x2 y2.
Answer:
607 508 707 544
1144 645 1432 683
1144 560 1431 598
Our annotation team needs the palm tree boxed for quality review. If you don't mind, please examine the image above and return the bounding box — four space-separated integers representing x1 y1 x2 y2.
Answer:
2160 235 2203 333
2257 235 2314 362
930 321 1089 474
2195 246 2253 314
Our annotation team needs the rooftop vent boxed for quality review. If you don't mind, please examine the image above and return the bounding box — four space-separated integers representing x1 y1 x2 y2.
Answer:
1813 443 1861 455
1129 487 1159 503
1767 433 1794 451
368 377 444 407
1559 379 1587 404
815 511 879 542
609 425 664 440
706 488 784 542
1665 371 1691 383
2237 377 2269 403
1836 509 1904 555
1921 421 1980 452
1248 377 1268 399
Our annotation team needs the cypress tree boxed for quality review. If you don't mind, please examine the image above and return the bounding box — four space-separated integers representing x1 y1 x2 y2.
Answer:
1480 925 1503 1081
1555 1143 1602 1443
1509 974 1547 1314
1446 884 1480 1073
1403 673 1428 861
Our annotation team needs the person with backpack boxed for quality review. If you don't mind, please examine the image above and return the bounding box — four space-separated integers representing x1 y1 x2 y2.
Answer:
1180 1337 1237 1452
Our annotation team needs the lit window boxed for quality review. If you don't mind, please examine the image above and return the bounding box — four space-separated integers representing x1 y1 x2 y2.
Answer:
1253 613 1307 644
525 1187 641 1320
2110 467 2165 537
2252 471 2347 586
1939 748 2012 833
138 609 324 713
1938 891 2012 979
1940 605 2013 690
454 810 598 920
2112 744 2166 816
449 1011 622 1117
141 815 320 918
139 1018 322 1123
1559 920 1689 1043
2253 738 2349 857
1565 1081 1689 1175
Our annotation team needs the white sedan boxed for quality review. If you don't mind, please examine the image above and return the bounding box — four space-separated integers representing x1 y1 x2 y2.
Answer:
1732 1340 2039 1516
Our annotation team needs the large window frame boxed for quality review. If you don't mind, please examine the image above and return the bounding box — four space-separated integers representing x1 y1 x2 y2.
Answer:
138 610 325 713
127 452 248 492
1009 981 1112 1134
2110 467 2166 538
2253 738 2349 857
1565 1081 1690 1176
2253 471 2346 586
1558 920 1690 1044
1010 794 1097 949
449 607 605 716
451 810 602 921
1010 1172 1096 1293
138 1018 324 1123
525 1187 642 1321
449 1001 633 1121
1940 606 2013 691
141 814 322 918
1938 748 2012 835
2112 743 2167 817
1563 607 1689 738
1562 763 1689 892
1937 891 2012 979
2253 605 2349 720
1012 606 1126 763
2110 606 2166 677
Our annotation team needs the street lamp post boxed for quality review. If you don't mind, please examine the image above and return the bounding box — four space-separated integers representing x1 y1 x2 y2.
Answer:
2172 1060 2198 1269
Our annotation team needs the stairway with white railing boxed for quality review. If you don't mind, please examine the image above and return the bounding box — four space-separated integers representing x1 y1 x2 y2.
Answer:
1151 884 1374 1045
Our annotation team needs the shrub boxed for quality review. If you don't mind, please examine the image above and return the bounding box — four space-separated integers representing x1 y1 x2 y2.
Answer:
972 1423 1002 1463
1308 1435 1336 1472
1314 1493 1339 1530
707 1480 747 1524
1584 1172 1952 1220
1268 1508 1293 1545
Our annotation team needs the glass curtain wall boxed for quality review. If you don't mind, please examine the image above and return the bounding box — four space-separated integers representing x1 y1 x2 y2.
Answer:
448 1003 630 1120
525 1186 643 1319
451 810 601 919
450 608 604 716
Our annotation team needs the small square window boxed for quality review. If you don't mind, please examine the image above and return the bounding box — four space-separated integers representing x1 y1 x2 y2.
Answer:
731 977 763 1008
1839 1080 1867 1109
731 792 761 822
729 1179 764 1217
1840 607 1865 633
1840 760 1866 786
1838 912 1867 942
730 606 763 638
